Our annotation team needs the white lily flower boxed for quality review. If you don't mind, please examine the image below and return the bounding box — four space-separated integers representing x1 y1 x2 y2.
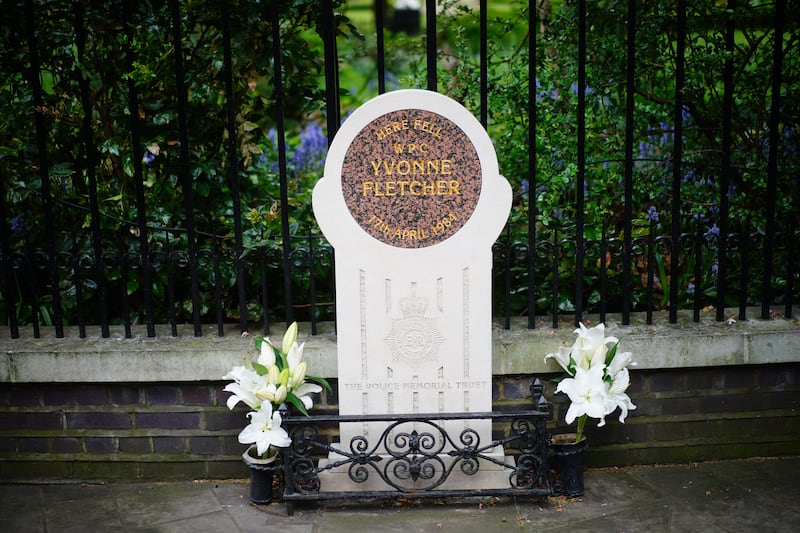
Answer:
224 383 260 410
607 349 636 377
571 322 618 370
223 366 267 410
287 341 305 373
237 404 291 456
556 364 609 426
604 368 637 423
292 381 323 410
544 345 574 375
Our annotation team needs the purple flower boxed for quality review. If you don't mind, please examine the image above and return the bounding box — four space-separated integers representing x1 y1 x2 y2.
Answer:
687 282 695 295
706 224 720 237
681 105 691 123
638 141 651 159
292 124 327 175
143 151 155 165
645 205 659 222
570 83 594 96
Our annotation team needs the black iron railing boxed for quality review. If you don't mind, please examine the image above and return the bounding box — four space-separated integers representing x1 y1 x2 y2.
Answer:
278 379 552 514
0 0 796 339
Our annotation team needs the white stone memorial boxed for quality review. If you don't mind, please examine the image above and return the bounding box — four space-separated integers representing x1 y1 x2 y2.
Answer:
312 89 512 491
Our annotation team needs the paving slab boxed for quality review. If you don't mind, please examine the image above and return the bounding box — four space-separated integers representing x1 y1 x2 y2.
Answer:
0 457 798 533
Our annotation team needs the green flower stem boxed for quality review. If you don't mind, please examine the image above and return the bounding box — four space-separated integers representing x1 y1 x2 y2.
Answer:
576 414 588 443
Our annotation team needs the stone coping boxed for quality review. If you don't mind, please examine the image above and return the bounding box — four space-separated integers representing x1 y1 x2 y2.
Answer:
1 308 798 383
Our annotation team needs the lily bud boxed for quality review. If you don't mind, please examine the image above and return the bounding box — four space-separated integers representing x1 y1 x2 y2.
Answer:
274 384 288 404
290 361 308 390
255 386 276 403
282 322 298 355
267 364 281 385
278 367 290 387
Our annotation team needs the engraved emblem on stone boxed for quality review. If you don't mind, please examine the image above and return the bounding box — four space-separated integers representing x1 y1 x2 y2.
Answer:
385 290 445 367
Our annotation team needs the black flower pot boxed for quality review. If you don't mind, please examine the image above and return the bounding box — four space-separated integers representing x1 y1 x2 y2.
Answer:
242 445 281 504
549 434 588 498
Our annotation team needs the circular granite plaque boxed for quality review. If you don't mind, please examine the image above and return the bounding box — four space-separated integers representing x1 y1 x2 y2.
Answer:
341 108 481 248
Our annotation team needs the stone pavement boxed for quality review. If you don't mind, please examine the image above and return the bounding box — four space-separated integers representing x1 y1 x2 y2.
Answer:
2 456 799 532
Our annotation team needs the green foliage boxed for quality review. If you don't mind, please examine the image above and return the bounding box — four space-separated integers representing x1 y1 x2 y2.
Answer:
0 0 353 326
385 0 799 317
1 0 797 328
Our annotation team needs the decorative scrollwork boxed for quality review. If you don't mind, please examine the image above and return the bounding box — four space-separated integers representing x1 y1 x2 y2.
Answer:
348 462 371 484
385 421 448 456
387 428 440 458
458 456 480 476
510 417 540 454
280 412 552 498
349 435 370 455
511 452 545 490
289 456 320 493
291 424 318 457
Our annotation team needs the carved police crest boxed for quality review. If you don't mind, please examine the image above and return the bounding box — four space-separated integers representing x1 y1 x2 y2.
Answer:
385 291 445 367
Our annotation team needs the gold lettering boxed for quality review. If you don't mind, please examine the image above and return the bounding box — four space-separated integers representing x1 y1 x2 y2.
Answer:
374 124 393 140
361 179 463 197
376 120 409 141
411 119 443 138
431 213 458 235
370 159 455 176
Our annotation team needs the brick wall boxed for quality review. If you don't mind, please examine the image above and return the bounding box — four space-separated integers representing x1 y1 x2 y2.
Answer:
1 363 798 481
0 382 251 481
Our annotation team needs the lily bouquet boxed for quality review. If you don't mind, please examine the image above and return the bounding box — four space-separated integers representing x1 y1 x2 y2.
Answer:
223 322 331 458
544 322 637 443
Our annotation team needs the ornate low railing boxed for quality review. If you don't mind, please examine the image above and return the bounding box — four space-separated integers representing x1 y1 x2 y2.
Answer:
278 380 551 515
